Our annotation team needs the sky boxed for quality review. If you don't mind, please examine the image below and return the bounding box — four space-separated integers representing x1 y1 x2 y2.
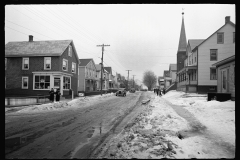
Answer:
5 4 235 86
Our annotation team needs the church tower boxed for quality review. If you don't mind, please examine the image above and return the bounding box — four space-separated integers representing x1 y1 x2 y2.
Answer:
177 11 187 72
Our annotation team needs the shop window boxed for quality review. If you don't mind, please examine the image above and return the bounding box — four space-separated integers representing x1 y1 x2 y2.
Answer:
34 75 50 89
63 76 71 89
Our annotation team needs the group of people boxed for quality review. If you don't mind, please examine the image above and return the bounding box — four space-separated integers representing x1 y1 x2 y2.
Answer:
154 88 166 96
49 88 61 102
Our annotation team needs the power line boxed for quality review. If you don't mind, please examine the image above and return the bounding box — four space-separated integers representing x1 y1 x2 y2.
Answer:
5 26 43 40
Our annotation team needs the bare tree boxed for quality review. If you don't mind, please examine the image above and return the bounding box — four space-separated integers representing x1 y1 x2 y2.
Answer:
143 70 157 90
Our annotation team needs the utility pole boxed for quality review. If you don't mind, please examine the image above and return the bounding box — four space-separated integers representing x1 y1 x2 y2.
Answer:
132 75 135 89
97 44 110 96
126 70 131 91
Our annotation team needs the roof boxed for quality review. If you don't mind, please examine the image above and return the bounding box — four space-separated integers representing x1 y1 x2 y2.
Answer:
178 16 187 52
163 70 170 77
95 64 102 71
5 40 73 57
79 59 92 66
169 64 177 71
192 20 235 52
104 67 112 74
188 39 205 52
212 55 235 67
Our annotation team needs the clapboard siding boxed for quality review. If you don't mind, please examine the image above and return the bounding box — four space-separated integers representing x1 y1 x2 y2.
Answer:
198 23 235 86
78 67 86 92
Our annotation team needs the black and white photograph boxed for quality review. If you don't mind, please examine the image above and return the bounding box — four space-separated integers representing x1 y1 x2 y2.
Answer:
5 4 235 159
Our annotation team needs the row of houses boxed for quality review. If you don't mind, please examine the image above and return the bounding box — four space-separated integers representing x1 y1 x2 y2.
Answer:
158 15 235 100
5 36 125 97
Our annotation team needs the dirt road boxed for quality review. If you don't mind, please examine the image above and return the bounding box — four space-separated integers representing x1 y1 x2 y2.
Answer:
5 91 152 159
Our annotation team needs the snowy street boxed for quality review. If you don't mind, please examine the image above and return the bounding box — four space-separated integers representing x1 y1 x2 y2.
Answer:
93 91 235 159
5 91 151 159
5 90 235 159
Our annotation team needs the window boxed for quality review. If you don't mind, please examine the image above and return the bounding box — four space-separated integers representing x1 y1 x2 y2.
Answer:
63 59 68 71
5 58 7 70
22 77 28 89
217 33 224 44
209 87 215 90
22 58 29 70
210 68 217 80
68 45 72 57
34 75 50 89
233 32 235 43
72 62 76 73
44 57 51 70
63 76 71 89
210 49 218 61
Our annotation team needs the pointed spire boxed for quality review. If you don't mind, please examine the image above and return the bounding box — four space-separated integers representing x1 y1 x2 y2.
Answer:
178 11 187 52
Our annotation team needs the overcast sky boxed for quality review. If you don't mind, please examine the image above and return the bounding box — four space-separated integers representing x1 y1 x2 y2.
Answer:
5 4 235 86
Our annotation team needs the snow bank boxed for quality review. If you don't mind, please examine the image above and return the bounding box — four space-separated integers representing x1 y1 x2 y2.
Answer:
163 90 235 146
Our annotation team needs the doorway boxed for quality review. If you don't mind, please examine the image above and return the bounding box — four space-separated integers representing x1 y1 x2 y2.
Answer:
54 77 61 92
221 68 228 93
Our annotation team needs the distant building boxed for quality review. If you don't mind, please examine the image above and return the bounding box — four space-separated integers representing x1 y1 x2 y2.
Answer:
169 64 177 83
163 70 171 88
5 35 79 97
78 59 97 92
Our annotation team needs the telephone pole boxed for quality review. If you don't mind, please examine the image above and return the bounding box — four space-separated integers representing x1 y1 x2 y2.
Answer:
126 70 131 91
132 75 136 89
97 44 110 96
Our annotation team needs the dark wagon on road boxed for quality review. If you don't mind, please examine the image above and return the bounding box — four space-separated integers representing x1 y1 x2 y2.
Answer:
115 89 126 97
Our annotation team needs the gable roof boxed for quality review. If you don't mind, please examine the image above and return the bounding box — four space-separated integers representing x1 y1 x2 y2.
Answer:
169 64 177 71
212 55 235 67
192 20 235 52
163 70 170 77
188 39 205 52
5 40 73 57
104 67 112 74
79 59 92 66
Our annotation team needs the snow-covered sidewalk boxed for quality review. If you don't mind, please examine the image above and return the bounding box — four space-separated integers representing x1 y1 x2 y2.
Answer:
5 93 115 114
102 90 235 159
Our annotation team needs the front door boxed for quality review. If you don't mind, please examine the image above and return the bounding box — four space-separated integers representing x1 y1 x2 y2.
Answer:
54 77 61 92
221 69 228 93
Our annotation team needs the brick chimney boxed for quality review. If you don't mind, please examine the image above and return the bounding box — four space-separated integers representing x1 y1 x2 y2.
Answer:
225 16 230 24
29 35 33 42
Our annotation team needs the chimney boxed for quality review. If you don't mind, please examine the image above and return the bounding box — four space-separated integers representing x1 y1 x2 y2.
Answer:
29 35 33 42
225 16 230 24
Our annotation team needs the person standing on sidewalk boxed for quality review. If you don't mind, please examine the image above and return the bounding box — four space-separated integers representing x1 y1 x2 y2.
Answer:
55 88 61 102
163 88 166 95
49 88 54 103
159 88 162 96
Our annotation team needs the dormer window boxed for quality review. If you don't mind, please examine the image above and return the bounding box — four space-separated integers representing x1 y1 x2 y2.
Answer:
68 45 72 57
217 33 224 44
22 57 29 70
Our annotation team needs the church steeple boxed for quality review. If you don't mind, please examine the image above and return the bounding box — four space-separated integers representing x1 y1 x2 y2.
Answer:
178 11 187 52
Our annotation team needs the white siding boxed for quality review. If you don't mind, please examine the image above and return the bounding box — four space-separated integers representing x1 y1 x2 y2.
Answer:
198 23 235 85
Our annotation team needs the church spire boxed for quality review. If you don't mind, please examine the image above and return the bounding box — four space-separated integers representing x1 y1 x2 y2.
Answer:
178 10 187 52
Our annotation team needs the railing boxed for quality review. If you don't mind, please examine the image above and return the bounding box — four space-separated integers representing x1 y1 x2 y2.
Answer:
5 95 50 106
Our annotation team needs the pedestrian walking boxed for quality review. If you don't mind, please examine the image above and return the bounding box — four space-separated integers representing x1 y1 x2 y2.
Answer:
55 88 61 102
49 88 55 102
159 89 162 96
163 88 166 95
156 88 159 96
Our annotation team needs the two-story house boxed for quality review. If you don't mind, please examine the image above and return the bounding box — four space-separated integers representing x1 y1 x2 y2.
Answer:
5 35 79 97
78 59 97 92
177 16 235 93
104 67 113 89
193 16 235 93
